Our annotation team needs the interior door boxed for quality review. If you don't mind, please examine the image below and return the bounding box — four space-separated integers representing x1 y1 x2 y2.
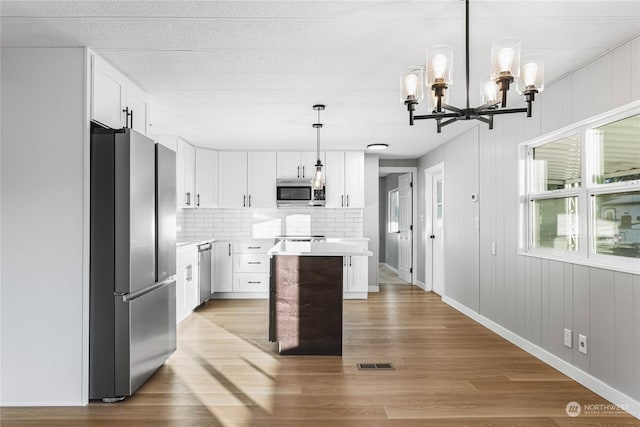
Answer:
432 173 444 295
398 173 413 282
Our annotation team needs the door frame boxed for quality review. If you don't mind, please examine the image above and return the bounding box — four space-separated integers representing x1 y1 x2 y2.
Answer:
379 166 418 285
424 162 445 295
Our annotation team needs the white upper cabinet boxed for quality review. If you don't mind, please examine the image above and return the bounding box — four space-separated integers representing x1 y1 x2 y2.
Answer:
324 151 364 208
176 138 196 208
219 152 248 208
276 151 323 179
344 151 365 208
90 52 151 136
277 152 302 178
91 54 126 129
219 152 276 208
125 82 150 136
195 148 219 208
248 152 277 208
325 151 345 208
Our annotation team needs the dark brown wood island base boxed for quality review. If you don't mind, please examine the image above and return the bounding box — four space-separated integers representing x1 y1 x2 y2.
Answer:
269 255 344 355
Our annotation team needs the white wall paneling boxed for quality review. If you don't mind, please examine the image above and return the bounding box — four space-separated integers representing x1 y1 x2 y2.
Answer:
416 36 640 413
1 48 89 405
363 154 379 291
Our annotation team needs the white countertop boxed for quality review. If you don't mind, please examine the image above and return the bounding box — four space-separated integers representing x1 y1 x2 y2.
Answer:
268 241 373 257
176 238 215 247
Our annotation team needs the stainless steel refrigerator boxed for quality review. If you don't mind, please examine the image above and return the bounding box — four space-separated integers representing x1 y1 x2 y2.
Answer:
90 127 177 402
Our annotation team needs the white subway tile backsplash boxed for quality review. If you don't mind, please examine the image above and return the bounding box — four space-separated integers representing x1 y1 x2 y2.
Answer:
176 207 364 240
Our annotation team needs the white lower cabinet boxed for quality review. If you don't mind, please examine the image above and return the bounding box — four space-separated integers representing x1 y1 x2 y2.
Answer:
342 240 368 299
176 245 199 323
233 242 270 293
213 241 233 292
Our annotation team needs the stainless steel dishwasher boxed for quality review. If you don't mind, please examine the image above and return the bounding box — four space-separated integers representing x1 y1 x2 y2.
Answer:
198 242 213 305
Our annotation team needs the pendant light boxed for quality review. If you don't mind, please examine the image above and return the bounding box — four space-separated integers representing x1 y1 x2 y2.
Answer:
311 104 325 190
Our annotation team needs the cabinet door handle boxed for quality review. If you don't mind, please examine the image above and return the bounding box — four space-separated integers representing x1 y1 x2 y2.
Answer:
341 195 344 207
122 107 131 128
297 166 300 178
343 257 347 267
130 109 134 129
186 192 191 206
196 194 200 207
302 165 305 177
349 256 352 267
347 195 349 207
243 195 246 207
248 261 262 265
248 281 262 284
248 195 251 207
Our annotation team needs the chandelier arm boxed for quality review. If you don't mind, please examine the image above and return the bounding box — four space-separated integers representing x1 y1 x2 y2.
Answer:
413 112 462 120
441 103 464 114
440 117 460 129
474 100 501 113
481 107 528 116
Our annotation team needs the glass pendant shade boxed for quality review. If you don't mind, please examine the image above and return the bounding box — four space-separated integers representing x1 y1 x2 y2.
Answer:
426 45 453 86
427 87 449 112
482 79 499 104
400 67 425 102
311 164 325 189
490 37 521 80
517 54 545 93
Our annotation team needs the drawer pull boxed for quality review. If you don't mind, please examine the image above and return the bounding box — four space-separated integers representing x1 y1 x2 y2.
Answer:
247 246 262 249
247 261 262 265
248 281 262 284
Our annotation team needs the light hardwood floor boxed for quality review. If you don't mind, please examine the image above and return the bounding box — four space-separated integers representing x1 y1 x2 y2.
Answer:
3 284 638 426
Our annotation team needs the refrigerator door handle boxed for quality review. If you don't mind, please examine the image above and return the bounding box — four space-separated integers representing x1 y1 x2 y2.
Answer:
122 277 176 302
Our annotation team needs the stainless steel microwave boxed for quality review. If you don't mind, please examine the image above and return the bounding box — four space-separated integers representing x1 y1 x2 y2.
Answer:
276 178 325 207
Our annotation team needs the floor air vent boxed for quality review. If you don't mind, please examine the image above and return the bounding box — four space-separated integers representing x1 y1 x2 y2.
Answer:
357 363 395 370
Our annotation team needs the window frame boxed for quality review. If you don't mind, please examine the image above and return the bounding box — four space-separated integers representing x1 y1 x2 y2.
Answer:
520 101 640 274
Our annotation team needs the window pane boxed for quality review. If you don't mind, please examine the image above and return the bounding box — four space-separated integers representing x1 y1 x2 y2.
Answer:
532 135 581 191
593 191 640 258
531 197 579 251
588 114 640 184
388 190 399 233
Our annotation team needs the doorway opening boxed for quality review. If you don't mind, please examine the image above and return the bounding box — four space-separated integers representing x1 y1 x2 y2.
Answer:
425 163 445 296
378 167 417 285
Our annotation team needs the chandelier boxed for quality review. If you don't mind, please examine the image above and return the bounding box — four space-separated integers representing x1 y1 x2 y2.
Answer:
401 0 544 133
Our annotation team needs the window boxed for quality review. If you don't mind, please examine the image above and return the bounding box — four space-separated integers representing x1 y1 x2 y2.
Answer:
388 189 399 233
523 104 640 271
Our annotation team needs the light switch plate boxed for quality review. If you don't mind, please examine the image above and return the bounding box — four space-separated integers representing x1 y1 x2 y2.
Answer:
564 328 572 348
578 334 588 355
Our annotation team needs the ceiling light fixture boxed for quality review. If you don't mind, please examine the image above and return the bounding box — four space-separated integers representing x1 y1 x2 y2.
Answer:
311 104 325 192
367 143 389 151
401 0 544 133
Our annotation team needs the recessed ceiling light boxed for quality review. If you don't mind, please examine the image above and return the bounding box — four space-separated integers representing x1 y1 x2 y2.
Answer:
367 143 388 151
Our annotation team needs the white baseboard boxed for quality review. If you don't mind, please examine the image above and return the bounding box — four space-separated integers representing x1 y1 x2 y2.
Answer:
1 400 83 407
414 279 427 291
442 296 640 420
368 285 380 292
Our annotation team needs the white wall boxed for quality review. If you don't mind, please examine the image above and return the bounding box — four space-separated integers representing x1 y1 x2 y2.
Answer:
363 154 379 289
416 36 640 414
1 48 88 405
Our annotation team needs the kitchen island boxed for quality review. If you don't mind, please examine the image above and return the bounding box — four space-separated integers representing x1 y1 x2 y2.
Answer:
267 241 372 355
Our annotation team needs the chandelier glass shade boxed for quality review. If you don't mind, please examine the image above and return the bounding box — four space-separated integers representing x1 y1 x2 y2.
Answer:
401 0 544 133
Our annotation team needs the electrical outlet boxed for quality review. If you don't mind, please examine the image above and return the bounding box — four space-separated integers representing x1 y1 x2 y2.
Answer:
578 334 588 355
564 328 572 348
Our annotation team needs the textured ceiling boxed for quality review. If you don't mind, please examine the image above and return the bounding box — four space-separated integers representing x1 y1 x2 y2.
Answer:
2 1 639 158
